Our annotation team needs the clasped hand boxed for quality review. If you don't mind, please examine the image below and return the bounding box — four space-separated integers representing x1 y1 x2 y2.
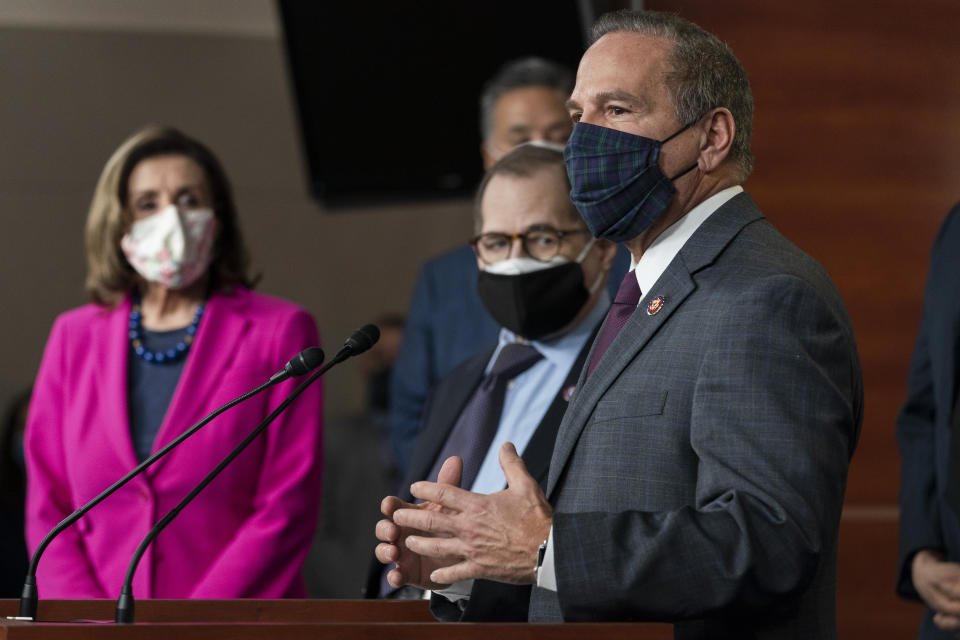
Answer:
914 549 960 635
375 442 553 588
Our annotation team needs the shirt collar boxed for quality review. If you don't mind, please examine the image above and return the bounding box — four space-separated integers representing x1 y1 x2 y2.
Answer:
631 185 743 295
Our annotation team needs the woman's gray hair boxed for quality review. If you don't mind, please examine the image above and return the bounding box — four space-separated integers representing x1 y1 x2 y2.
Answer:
479 57 574 143
593 10 754 180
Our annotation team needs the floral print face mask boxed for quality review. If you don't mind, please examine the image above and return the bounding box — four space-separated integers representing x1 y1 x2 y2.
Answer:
121 204 217 289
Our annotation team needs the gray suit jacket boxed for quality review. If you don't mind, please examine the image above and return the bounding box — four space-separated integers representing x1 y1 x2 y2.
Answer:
528 192 863 640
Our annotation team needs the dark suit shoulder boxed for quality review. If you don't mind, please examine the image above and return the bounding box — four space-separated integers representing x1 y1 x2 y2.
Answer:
931 202 960 268
682 193 834 293
420 244 477 277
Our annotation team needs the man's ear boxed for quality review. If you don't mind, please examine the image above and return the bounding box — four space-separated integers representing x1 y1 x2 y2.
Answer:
698 107 735 172
480 143 495 171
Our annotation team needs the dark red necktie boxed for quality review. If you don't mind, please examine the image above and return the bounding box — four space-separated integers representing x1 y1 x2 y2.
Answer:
587 271 641 377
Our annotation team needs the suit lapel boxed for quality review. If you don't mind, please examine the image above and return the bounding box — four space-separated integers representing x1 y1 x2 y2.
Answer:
401 348 493 497
545 192 765 498
146 289 250 478
546 267 696 497
522 322 601 488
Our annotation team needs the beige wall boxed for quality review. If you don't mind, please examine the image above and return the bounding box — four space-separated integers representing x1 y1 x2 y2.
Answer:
0 8 475 419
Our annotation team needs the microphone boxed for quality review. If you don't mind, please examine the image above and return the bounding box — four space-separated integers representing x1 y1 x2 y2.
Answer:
332 324 380 362
270 346 325 382
115 326 378 624
18 346 324 621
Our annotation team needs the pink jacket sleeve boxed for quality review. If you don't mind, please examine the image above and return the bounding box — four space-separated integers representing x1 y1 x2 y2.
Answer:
187 307 324 597
25 317 108 598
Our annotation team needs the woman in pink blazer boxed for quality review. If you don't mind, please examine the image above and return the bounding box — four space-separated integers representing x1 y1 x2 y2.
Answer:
25 126 323 599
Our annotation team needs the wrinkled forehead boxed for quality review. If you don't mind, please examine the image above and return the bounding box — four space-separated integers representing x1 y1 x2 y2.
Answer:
572 32 675 102
127 154 208 192
480 166 580 230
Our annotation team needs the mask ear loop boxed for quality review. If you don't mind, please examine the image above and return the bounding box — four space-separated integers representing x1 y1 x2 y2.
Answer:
574 236 597 263
668 162 699 181
483 142 506 162
587 270 605 295
574 236 606 294
661 118 701 182
660 120 695 144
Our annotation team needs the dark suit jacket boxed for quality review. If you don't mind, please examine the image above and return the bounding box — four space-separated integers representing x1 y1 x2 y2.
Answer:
528 192 863 640
366 325 598 620
896 203 960 639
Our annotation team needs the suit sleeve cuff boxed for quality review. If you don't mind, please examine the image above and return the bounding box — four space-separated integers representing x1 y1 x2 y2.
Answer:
433 579 474 602
535 526 558 591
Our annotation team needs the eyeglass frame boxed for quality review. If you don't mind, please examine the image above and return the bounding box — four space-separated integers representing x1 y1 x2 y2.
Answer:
470 224 591 264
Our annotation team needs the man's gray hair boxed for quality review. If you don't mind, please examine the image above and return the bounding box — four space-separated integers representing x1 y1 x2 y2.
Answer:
473 144 574 234
479 57 574 143
593 10 754 180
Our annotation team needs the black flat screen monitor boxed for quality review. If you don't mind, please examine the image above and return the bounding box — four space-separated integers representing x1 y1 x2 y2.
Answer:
278 1 587 208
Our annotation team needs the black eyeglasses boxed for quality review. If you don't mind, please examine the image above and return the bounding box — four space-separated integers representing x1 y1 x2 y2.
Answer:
471 226 590 263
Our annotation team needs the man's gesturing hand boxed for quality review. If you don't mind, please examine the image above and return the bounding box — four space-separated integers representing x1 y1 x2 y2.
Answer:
374 456 463 591
396 442 553 586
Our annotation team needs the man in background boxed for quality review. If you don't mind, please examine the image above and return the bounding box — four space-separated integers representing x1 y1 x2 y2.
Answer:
370 144 615 619
388 57 629 478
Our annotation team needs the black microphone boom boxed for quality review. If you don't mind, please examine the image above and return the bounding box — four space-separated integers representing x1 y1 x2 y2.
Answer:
18 346 324 621
115 326 378 624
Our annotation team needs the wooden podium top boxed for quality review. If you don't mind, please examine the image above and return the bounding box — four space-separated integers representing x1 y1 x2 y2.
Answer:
0 598 433 623
0 599 673 639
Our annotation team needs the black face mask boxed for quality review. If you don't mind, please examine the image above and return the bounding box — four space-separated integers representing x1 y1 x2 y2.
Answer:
477 261 590 341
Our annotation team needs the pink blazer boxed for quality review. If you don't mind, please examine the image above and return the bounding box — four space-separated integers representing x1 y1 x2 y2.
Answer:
25 287 323 599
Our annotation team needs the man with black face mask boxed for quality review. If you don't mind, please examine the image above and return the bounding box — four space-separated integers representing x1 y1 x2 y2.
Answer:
365 143 615 617
376 9 863 638
388 58 631 482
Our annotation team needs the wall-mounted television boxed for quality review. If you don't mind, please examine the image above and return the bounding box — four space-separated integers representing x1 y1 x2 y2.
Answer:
278 1 589 208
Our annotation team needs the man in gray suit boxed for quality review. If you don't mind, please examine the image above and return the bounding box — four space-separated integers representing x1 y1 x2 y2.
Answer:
375 10 862 638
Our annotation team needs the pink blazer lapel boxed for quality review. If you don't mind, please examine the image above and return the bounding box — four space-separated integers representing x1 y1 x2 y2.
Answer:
102 296 139 470
146 289 251 477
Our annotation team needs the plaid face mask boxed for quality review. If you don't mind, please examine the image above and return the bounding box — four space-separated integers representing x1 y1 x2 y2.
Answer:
564 122 695 243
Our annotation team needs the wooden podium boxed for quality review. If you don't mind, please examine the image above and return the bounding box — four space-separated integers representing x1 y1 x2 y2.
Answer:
0 599 673 639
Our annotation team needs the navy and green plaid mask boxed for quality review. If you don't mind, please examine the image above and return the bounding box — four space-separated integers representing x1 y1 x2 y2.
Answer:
564 121 696 243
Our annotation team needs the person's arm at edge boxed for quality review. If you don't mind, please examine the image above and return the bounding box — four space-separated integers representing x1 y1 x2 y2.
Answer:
896 206 960 599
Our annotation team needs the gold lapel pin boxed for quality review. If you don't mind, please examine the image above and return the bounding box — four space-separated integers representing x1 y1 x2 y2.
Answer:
646 296 665 316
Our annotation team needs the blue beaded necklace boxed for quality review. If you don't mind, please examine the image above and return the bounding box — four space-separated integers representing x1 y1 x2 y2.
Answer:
129 296 205 364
